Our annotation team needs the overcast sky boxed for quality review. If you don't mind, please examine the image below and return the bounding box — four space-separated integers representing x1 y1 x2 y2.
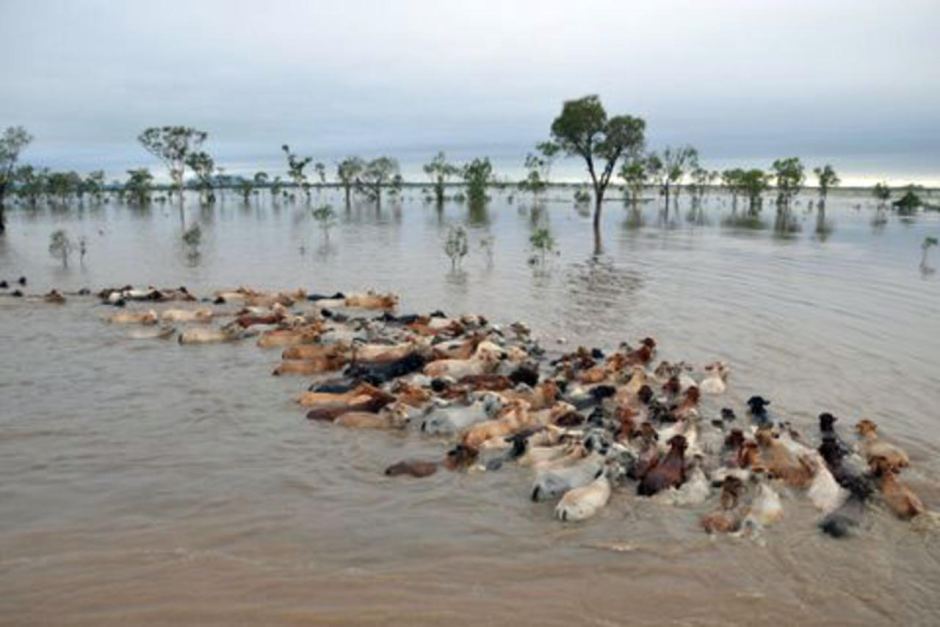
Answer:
1 0 938 184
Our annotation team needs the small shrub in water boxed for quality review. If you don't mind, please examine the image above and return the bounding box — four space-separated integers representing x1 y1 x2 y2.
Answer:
529 227 557 267
48 229 73 267
444 226 469 270
893 189 923 214
574 187 592 205
312 204 337 239
182 224 201 248
479 235 495 264
922 236 938 268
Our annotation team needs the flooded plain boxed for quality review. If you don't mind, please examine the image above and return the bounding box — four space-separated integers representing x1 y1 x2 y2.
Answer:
2 189 940 625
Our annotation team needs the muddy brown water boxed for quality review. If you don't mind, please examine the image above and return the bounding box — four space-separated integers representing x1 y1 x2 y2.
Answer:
2 190 940 625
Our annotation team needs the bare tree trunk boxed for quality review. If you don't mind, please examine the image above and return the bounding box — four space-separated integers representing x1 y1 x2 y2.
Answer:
593 225 603 256
593 190 604 254
0 187 6 234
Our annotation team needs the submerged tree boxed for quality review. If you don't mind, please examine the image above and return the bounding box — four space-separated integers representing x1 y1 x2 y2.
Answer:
618 156 648 205
722 168 745 207
360 157 399 208
0 126 33 233
124 168 154 206
646 154 666 204
772 157 805 209
462 157 493 207
658 145 698 207
423 152 459 206
739 169 771 215
14 165 47 207
185 150 216 205
893 187 923 214
282 144 313 200
573 186 592 206
872 182 891 206
518 141 560 201
337 157 365 207
238 177 255 202
48 229 73 267
314 162 327 187
549 95 645 242
182 223 201 250
444 225 469 270
46 171 83 206
270 175 284 199
689 165 718 206
82 170 106 203
813 164 840 204
137 126 208 203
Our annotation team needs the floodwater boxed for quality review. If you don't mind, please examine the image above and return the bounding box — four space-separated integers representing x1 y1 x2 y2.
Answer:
2 189 940 625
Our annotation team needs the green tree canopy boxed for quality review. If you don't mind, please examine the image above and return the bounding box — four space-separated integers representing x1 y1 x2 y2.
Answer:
423 151 460 205
813 164 840 199
0 125 33 232
138 126 207 198
337 156 365 206
550 95 645 234
772 157 805 208
462 157 493 206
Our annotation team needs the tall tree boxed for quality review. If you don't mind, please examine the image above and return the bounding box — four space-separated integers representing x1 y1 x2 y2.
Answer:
137 126 208 202
549 95 645 239
337 157 365 207
0 126 33 233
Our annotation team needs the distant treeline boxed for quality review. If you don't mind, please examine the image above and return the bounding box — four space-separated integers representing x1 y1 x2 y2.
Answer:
1 96 935 236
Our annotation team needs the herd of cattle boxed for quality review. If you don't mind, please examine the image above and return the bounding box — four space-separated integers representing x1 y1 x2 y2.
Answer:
4 280 927 537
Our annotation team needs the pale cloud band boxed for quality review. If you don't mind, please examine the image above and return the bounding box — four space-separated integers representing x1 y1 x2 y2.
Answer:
1 0 938 185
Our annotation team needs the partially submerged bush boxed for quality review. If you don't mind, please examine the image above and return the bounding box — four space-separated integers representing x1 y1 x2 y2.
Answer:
48 229 73 267
182 223 202 247
893 188 923 214
444 225 469 269
529 227 557 267
312 204 337 239
922 236 938 269
574 187 592 205
462 158 493 206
